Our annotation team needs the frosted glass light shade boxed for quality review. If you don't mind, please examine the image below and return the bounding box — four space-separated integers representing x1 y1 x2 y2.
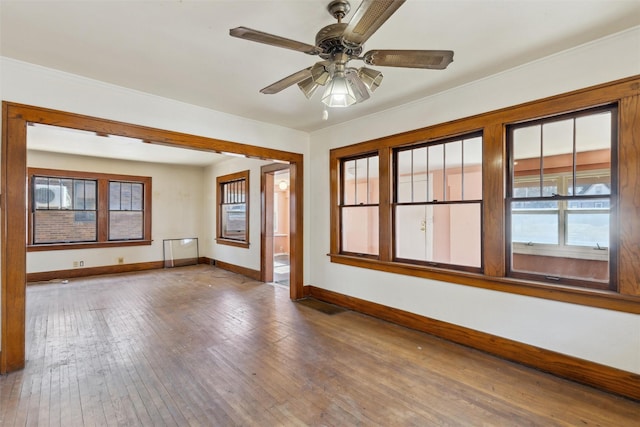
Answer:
322 74 356 108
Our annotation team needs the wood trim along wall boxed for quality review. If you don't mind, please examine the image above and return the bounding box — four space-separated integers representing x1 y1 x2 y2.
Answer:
26 258 260 284
305 285 640 401
26 261 165 283
208 259 261 281
1 102 304 373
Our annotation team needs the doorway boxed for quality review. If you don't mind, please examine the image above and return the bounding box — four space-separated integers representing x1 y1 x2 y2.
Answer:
261 164 290 285
1 103 305 374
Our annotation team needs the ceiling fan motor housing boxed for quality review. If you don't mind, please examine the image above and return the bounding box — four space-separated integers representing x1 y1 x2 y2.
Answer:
316 23 362 60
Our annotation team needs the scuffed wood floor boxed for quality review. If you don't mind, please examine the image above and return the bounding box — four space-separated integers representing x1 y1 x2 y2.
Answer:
1 265 638 426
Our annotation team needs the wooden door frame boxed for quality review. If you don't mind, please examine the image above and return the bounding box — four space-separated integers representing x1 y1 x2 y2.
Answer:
1 102 305 373
261 163 291 283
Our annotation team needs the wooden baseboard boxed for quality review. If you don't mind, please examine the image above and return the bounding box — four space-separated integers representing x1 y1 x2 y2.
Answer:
210 259 261 281
27 258 261 284
27 261 165 283
305 285 640 401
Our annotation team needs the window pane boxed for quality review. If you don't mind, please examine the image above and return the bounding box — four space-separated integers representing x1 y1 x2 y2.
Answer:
566 198 609 247
355 158 369 204
428 144 444 202
73 180 86 209
576 111 611 153
221 204 246 240
109 211 143 240
542 119 573 192
396 150 413 203
120 183 133 210
412 147 428 203
343 159 357 205
463 137 483 200
575 112 611 196
110 182 121 210
511 201 559 244
368 155 379 204
445 140 462 201
343 155 378 206
342 206 378 255
512 125 541 198
34 211 97 243
131 183 143 210
395 203 481 268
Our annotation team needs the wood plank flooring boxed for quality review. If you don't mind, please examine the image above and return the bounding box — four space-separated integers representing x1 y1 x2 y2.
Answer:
1 265 638 426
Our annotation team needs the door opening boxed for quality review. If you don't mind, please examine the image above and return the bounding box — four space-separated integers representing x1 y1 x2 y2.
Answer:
262 164 290 285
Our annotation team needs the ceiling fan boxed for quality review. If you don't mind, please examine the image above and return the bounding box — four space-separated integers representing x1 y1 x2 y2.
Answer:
229 0 454 108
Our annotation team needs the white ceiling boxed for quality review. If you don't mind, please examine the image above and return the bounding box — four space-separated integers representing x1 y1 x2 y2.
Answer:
2 0 639 135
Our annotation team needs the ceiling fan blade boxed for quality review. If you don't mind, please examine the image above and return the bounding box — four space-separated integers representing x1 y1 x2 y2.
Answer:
363 49 454 69
341 0 406 48
260 68 313 94
230 27 322 55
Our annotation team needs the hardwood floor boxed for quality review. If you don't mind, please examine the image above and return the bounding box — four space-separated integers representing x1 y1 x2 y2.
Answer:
1 265 638 426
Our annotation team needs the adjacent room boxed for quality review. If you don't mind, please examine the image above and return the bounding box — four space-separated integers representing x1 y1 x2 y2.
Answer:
1 0 639 424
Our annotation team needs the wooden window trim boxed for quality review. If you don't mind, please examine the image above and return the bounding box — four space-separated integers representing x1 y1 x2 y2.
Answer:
27 167 152 251
216 170 250 248
329 75 640 314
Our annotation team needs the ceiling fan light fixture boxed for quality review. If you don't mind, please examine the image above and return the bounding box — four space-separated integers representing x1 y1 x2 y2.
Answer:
358 67 383 92
311 62 331 85
322 73 356 108
298 77 320 99
345 69 370 103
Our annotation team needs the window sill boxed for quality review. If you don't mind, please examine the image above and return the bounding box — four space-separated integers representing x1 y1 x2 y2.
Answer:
328 253 640 314
216 238 250 249
28 240 153 252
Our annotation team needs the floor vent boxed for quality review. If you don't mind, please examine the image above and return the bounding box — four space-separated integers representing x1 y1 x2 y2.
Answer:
296 298 346 315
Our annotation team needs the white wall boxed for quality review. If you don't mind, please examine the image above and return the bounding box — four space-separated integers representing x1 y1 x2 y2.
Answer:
201 156 271 271
27 150 205 273
308 27 640 373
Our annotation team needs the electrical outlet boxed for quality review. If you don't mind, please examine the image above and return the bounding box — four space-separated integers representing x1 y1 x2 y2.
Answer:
73 261 78 268
118 257 124 264
79 261 84 267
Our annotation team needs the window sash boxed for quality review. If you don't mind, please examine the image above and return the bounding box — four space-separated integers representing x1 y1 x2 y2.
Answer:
392 132 483 271
506 105 615 288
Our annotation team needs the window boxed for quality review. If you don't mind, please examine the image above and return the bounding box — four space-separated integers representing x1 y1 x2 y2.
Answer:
394 133 483 271
109 181 144 240
217 170 249 247
330 77 639 309
32 176 97 244
506 106 616 289
28 168 152 250
340 154 379 256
